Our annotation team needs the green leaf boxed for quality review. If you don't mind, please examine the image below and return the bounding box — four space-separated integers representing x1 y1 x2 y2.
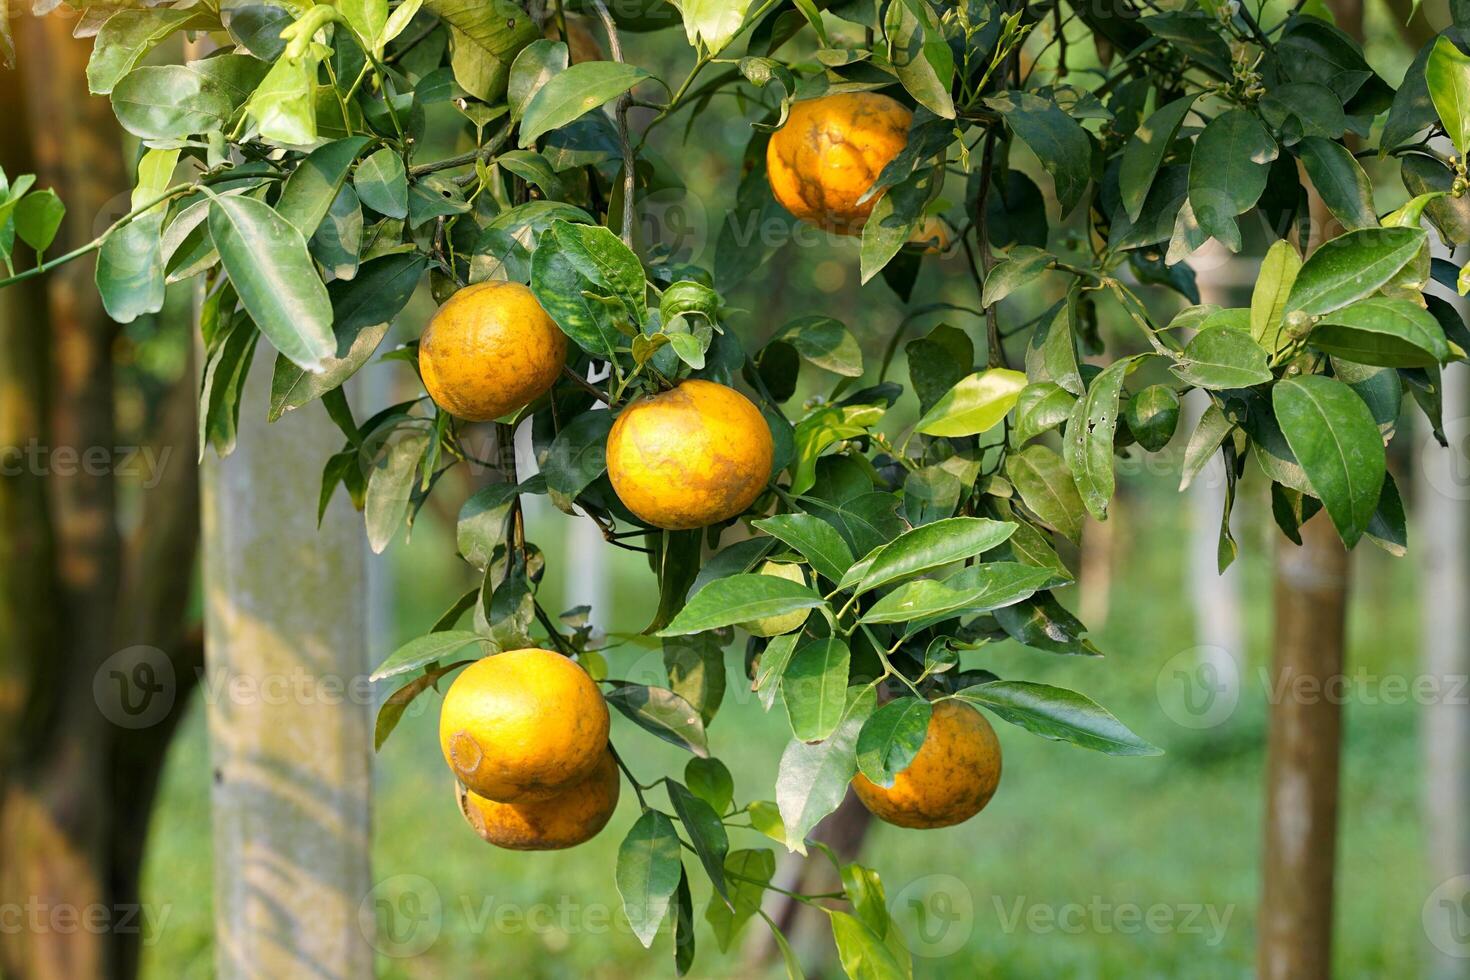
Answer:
455 482 520 570
954 681 1161 755
776 686 874 852
363 428 430 553
1063 357 1133 519
616 810 683 948
1250 239 1302 355
858 561 1053 628
982 246 1052 306
907 323 973 413
706 850 774 952
111 64 232 139
277 136 370 238
851 516 1017 594
859 166 934 284
1272 375 1387 547
673 868 695 977
1428 35 1470 154
375 661 460 751
1285 227 1427 316
605 684 710 756
519 62 650 147
1179 401 1233 490
269 252 427 419
752 513 855 583
661 574 826 637
543 410 615 511
354 147 409 219
886 0 955 118
88 9 205 95
830 910 909 980
1297 137 1376 231
1006 444 1085 542
772 315 864 377
1187 109 1277 248
855 697 931 787
96 147 178 324
1171 327 1272 390
1119 94 1196 223
676 0 756 53
1309 296 1450 367
685 757 734 814
986 90 1092 214
14 190 64 254
663 632 726 725
244 49 321 145
369 630 489 681
667 781 731 904
782 637 851 742
426 0 540 102
209 194 337 373
993 593 1101 656
509 39 569 121
915 368 1028 436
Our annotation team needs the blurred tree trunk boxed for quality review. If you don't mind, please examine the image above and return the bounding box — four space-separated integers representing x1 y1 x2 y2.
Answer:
1419 363 1470 980
0 15 202 980
202 346 375 979
1258 512 1350 980
1257 0 1358 958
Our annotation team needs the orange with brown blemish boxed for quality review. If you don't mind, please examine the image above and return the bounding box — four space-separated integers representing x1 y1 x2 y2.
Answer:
766 92 913 235
456 748 619 850
606 379 773 530
419 281 567 422
852 700 1002 829
438 649 609 802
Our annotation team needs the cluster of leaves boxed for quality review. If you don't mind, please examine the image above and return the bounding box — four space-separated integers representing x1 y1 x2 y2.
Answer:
7 0 1469 973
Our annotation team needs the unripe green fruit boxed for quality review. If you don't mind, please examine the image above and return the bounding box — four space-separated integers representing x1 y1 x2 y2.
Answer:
1284 310 1313 340
1125 385 1181 452
740 562 809 637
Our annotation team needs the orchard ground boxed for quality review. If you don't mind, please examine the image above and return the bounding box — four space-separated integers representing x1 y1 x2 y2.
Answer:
136 462 1427 978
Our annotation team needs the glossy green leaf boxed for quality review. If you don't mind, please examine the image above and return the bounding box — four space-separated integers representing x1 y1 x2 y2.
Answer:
88 9 205 95
1272 374 1386 547
209 194 336 372
954 681 1162 755
775 686 874 852
616 810 683 947
916 368 1028 436
782 637 851 741
851 517 1017 594
1297 137 1376 231
1250 239 1302 355
354 147 409 219
1119 94 1196 222
986 90 1092 214
855 697 931 787
369 630 489 681
752 513 855 582
1063 357 1133 519
1172 327 1272 390
661 574 825 636
111 64 232 139
1285 227 1427 316
1427 35 1470 154
519 62 650 146
667 781 731 904
605 684 710 756
1309 296 1450 367
1006 444 1085 542
277 137 370 238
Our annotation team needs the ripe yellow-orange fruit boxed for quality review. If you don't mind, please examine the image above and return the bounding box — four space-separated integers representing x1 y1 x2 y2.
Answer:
456 749 619 850
606 379 773 529
909 215 951 254
439 649 609 802
766 92 912 235
852 701 1002 829
418 281 567 422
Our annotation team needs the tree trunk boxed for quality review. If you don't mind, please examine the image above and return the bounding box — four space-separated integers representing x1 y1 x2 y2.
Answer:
202 347 375 979
1257 511 1350 980
1419 362 1470 979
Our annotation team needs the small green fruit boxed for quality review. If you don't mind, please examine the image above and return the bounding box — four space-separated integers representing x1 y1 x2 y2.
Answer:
740 561 809 637
1125 385 1181 452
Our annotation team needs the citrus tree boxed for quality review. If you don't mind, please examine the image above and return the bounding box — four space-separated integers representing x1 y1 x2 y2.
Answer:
2 0 1465 972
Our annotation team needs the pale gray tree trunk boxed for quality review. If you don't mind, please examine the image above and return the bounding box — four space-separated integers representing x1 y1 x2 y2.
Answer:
201 347 375 979
1419 362 1470 980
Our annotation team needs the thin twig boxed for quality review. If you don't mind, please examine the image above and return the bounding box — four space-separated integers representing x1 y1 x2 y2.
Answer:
590 0 638 247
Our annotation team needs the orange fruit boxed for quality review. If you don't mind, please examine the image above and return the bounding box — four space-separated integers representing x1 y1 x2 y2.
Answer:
606 379 773 529
852 701 1002 829
418 281 567 422
456 749 620 850
439 649 609 802
766 92 912 235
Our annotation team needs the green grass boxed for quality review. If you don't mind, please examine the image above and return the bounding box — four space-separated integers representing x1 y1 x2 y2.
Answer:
137 470 1433 978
